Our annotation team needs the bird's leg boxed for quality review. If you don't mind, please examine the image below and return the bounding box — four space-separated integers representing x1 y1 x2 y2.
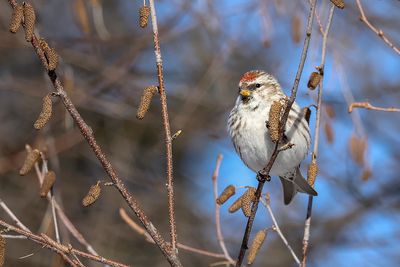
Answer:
257 171 271 182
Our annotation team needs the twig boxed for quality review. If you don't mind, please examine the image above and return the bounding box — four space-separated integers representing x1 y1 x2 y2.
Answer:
301 4 335 267
235 1 318 266
0 219 129 267
6 2 182 266
212 154 235 265
355 0 400 55
119 208 227 260
260 197 300 265
0 198 30 232
148 0 178 252
348 101 400 113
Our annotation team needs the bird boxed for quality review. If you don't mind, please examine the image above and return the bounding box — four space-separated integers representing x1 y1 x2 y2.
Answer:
227 70 317 205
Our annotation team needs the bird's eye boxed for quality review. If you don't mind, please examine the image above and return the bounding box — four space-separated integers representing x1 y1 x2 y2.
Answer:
255 83 261 88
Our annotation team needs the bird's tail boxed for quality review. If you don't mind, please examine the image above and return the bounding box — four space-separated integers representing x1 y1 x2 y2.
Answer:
279 167 317 205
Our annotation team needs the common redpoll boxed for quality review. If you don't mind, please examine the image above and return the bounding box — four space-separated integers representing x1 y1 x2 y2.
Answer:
227 70 317 205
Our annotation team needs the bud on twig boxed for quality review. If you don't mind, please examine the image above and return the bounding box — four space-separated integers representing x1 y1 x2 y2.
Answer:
139 6 150 28
330 0 345 9
34 94 53 130
268 101 283 143
247 230 267 265
19 149 40 175
137 85 158 120
216 185 235 205
307 72 321 90
9 4 23 33
40 171 56 197
23 2 36 42
82 181 101 207
171 130 182 141
307 161 318 187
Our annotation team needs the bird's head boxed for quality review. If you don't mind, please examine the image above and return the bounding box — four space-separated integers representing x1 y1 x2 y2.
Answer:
238 70 281 103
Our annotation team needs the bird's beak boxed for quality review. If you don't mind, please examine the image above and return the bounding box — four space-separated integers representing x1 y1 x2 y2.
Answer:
239 89 251 98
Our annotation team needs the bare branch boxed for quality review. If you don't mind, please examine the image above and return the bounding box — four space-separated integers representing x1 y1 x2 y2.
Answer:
348 101 400 113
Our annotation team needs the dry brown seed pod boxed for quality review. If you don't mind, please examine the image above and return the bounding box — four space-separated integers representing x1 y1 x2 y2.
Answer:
19 149 40 175
307 72 321 90
137 85 158 119
330 0 345 9
216 185 235 205
23 2 36 42
291 15 301 44
9 4 24 33
34 94 53 129
228 196 242 213
0 234 5 267
268 101 283 143
82 181 101 207
139 6 150 28
324 122 334 144
40 171 56 197
349 134 367 166
241 187 256 217
247 230 267 265
307 161 318 187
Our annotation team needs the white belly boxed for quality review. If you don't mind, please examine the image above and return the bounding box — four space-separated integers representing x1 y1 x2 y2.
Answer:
228 103 310 176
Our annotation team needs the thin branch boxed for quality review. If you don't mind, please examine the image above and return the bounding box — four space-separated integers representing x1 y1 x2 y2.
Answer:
148 0 178 252
235 0 318 265
119 208 227 260
348 101 400 113
355 0 400 55
6 1 182 266
0 198 30 232
301 4 335 267
0 219 129 267
212 154 235 265
260 197 300 265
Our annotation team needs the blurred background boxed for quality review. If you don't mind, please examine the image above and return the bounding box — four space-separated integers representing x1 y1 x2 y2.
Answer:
1 0 400 266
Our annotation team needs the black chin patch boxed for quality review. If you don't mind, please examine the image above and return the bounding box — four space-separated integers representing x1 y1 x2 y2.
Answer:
241 96 250 103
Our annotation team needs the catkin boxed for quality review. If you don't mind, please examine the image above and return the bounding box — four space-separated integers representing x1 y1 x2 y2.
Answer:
324 122 334 144
247 230 267 265
228 197 242 213
216 185 235 205
82 181 101 207
0 235 5 267
349 134 366 166
139 6 150 28
291 15 301 44
330 0 345 9
137 85 158 119
268 101 282 143
307 72 321 90
39 39 59 71
307 161 318 187
9 4 23 33
241 187 256 217
40 171 56 197
23 2 35 42
34 94 52 129
19 149 40 175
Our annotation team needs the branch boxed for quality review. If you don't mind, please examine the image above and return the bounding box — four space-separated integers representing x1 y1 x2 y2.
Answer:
355 0 400 55
0 219 129 267
235 1 318 265
348 101 400 113
260 197 300 265
148 0 178 252
212 154 235 265
6 1 182 266
301 4 335 267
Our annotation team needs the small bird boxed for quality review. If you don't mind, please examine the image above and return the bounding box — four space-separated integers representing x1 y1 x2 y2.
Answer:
227 70 317 205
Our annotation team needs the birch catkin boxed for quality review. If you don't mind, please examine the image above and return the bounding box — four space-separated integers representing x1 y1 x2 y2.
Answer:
20 149 40 175
307 161 318 186
0 235 5 267
268 101 283 143
34 94 52 129
139 6 150 28
137 86 158 119
40 171 56 197
247 230 267 265
216 185 235 205
39 39 59 71
82 181 101 207
9 4 23 33
241 187 256 217
23 2 36 42
307 72 321 90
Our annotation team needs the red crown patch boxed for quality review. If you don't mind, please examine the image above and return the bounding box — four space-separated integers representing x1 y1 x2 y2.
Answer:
240 71 261 83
